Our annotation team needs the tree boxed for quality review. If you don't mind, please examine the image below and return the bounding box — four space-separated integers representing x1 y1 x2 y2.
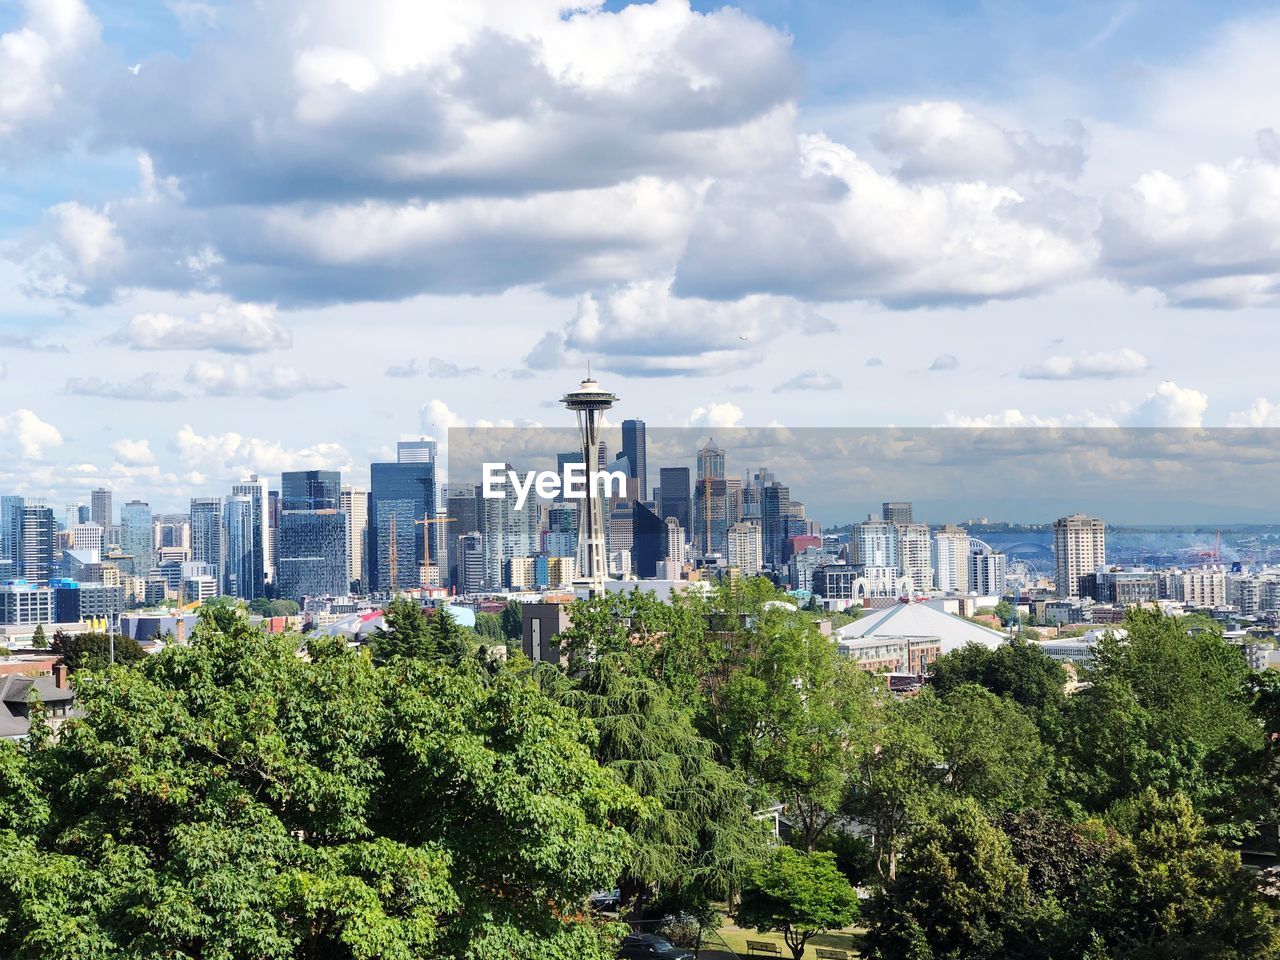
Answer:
866 799 1032 960
993 600 1014 627
1090 790 1280 959
499 599 523 641
540 655 766 910
51 631 146 672
737 847 858 960
930 640 1067 718
370 599 470 665
0 605 638 960
1054 610 1265 838
709 616 877 852
30 625 46 647
474 612 504 642
928 685 1048 812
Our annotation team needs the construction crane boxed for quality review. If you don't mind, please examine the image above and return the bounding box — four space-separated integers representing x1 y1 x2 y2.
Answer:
414 516 456 586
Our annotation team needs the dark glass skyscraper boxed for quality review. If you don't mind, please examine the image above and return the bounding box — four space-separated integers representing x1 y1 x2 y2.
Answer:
621 419 647 500
277 510 348 601
631 501 664 579
281 470 341 511
369 461 436 593
658 467 691 531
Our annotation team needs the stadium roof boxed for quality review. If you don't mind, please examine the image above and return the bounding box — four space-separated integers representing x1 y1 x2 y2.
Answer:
835 602 1006 653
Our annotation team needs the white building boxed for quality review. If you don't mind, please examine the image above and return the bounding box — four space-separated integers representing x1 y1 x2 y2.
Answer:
934 524 970 594
726 521 763 577
896 522 933 595
1053 513 1106 599
340 485 368 589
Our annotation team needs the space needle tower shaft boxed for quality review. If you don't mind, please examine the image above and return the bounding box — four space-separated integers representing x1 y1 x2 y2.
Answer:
560 376 618 597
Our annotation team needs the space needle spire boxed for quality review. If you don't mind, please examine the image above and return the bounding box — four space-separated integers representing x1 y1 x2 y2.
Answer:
561 374 618 597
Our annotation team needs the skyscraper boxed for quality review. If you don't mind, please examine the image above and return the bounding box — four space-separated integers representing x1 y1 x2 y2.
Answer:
369 460 436 593
397 439 437 464
1053 513 1107 599
934 524 970 594
230 475 269 597
277 509 348 601
694 439 727 557
970 542 1008 596
121 500 154 577
281 470 341 511
621 419 647 504
631 500 664 579
726 521 763 577
481 464 539 590
223 495 256 599
340 485 368 590
882 501 914 525
852 516 897 567
760 481 791 569
18 501 56 585
190 497 224 586
90 488 113 528
896 522 933 595
445 483 483 588
658 467 691 532
0 495 23 576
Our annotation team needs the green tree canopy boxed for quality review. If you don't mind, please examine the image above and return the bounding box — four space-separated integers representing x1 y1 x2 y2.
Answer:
737 847 858 960
51 630 146 672
369 598 471 665
0 607 638 960
930 639 1067 717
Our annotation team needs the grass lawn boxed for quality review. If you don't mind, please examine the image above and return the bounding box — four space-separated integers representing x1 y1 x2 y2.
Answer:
708 920 864 958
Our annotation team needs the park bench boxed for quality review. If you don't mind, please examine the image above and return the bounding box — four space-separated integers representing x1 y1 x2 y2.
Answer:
816 950 849 960
745 941 783 958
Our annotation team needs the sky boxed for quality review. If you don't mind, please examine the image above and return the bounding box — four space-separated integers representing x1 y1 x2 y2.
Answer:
2 0 1280 512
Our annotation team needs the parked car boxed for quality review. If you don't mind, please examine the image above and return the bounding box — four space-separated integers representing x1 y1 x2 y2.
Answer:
588 889 621 912
617 933 695 959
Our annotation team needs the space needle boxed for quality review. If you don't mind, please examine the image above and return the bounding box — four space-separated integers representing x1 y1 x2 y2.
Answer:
561 375 618 597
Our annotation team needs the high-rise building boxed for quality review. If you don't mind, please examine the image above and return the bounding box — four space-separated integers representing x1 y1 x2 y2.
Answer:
1053 513 1107 599
277 509 348 601
896 522 933 594
230 475 269 596
190 497 224 586
726 521 763 577
153 514 190 551
369 461 436 593
281 470 341 511
223 495 257 599
397 439 437 464
760 482 791 569
882 501 914 525
934 525 970 594
121 500 154 577
544 500 578 558
0 495 24 576
969 543 1008 596
659 467 691 532
664 517 686 565
445 483 483 588
18 501 56 585
621 419 648 505
70 523 104 555
340 485 368 590
694 439 728 557
481 464 539 590
456 532 485 595
91 488 113 528
852 516 897 567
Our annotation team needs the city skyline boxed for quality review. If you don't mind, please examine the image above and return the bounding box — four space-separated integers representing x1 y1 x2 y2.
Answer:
4 2 1280 511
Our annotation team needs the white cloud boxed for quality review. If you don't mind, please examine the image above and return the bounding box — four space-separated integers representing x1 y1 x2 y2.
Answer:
1021 347 1150 380
120 302 290 353
677 134 1094 306
873 101 1086 180
386 358 421 378
528 280 833 377
1228 398 1280 427
1125 380 1209 428
1100 158 1280 306
929 354 959 371
0 408 63 459
185 360 344 398
65 373 184 402
774 370 842 392
111 437 156 466
427 357 480 378
0 0 102 155
942 409 1119 428
686 402 744 428
175 424 352 477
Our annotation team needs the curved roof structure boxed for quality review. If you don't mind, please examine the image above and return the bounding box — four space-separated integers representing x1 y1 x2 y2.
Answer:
835 601 1006 653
